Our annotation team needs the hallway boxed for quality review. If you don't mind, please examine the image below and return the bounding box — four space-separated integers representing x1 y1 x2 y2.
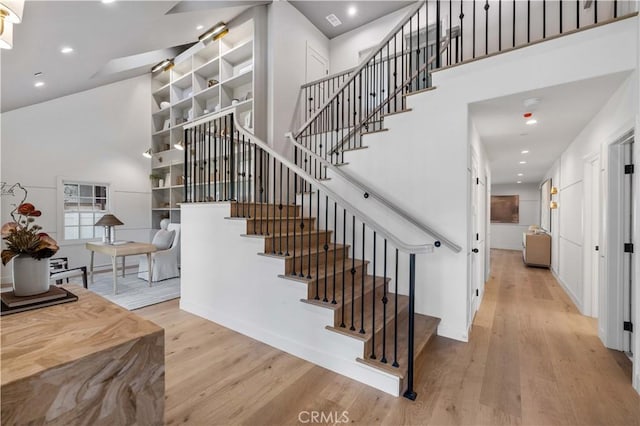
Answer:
137 249 640 425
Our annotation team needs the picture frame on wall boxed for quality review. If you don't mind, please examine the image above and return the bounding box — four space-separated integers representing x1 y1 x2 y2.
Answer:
490 195 520 223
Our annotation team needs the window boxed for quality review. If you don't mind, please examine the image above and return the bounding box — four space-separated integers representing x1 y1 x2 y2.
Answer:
63 182 109 241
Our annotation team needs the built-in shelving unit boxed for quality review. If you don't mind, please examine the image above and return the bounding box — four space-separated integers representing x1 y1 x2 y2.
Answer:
149 19 256 228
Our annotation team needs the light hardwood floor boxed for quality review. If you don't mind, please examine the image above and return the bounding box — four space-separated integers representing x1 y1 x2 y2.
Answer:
136 249 640 425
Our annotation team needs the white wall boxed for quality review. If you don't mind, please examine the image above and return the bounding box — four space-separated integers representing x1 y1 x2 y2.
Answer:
268 1 330 152
335 15 637 342
1 75 152 282
490 183 540 250
329 5 413 74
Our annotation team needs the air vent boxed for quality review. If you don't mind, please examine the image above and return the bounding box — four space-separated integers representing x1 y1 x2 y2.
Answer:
326 14 342 27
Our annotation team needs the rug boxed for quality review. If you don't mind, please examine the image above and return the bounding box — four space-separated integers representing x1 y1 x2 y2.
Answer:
88 271 180 311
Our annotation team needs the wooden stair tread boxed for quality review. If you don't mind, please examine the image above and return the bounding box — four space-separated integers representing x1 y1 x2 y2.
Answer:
326 293 409 341
381 108 412 117
278 258 368 284
262 230 332 240
356 313 440 379
260 243 348 260
300 275 389 310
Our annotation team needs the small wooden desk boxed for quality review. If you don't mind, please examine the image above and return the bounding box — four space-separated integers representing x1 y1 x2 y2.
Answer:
0 285 164 424
86 242 157 294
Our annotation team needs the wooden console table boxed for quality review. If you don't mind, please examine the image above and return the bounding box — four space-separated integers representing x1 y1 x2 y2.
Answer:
0 285 164 425
86 242 156 294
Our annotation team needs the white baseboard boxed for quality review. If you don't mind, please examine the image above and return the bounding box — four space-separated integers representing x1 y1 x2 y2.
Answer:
180 298 402 397
551 269 584 313
438 323 469 342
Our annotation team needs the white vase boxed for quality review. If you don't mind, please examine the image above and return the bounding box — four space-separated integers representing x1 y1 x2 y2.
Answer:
12 255 50 296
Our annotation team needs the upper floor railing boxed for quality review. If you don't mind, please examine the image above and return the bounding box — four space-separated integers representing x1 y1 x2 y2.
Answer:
291 0 635 165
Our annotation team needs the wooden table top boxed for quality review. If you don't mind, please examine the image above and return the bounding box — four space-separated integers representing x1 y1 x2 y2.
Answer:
86 241 157 256
0 285 163 386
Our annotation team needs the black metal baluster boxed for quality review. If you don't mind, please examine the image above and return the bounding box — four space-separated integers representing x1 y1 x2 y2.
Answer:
299 171 305 277
594 0 598 24
473 0 477 58
460 0 464 61
341 207 346 328
498 0 502 51
403 253 417 401
484 0 489 55
278 162 283 254
359 223 365 334
315 190 320 299
307 181 312 279
286 168 290 256
393 249 399 368
208 122 211 203
332 201 337 305
512 0 516 46
559 0 563 33
370 231 377 359
292 169 297 275
350 215 356 331
614 0 618 18
449 0 452 65
527 0 531 43
543 0 546 38
381 239 388 363
576 0 580 29
323 194 328 302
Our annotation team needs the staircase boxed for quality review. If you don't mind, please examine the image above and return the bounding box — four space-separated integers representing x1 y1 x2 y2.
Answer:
236 200 440 390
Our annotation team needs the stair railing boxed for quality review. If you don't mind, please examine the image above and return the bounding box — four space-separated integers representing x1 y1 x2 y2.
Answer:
292 0 631 166
184 108 434 400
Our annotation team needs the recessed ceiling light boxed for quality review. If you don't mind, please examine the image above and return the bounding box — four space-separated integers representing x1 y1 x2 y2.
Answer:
517 181 522 184
517 173 524 177
521 150 529 154
526 119 538 125
101 0 116 3
519 161 527 164
61 46 74 54
34 81 45 88
347 6 357 16
196 25 204 30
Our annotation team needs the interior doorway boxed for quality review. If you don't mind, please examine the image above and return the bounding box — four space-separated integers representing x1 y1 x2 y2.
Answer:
604 130 635 360
305 43 328 83
584 153 600 318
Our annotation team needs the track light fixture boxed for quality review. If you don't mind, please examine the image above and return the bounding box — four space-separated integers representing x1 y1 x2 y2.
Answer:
151 58 174 73
198 22 228 42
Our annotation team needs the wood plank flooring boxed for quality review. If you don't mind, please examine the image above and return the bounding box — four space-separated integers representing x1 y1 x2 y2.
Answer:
136 249 640 425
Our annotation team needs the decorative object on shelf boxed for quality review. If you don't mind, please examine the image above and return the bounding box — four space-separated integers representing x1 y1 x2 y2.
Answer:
207 79 218 88
160 101 170 109
1 186 60 296
198 22 228 42
187 108 193 121
244 91 252 101
232 98 239 106
162 118 171 130
151 58 174 73
95 214 124 245
177 175 184 185
162 143 170 151
0 0 25 50
203 109 210 114
244 111 252 128
214 104 221 112
149 173 162 187
174 140 185 151
158 179 165 188
143 148 153 159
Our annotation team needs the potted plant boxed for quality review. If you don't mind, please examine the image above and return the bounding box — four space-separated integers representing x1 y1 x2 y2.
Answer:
149 173 163 188
1 194 59 296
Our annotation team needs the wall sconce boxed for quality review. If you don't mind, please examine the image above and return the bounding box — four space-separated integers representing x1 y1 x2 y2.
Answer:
174 140 185 151
198 22 228 42
550 186 558 195
95 214 124 244
151 58 174 73
0 0 24 50
550 201 558 209
142 148 153 158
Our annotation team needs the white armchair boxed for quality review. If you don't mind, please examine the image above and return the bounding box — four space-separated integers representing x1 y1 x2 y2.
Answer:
138 223 181 282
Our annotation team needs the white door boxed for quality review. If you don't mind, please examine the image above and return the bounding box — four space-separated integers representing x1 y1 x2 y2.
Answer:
623 140 634 355
470 155 480 317
305 43 328 83
584 155 600 317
